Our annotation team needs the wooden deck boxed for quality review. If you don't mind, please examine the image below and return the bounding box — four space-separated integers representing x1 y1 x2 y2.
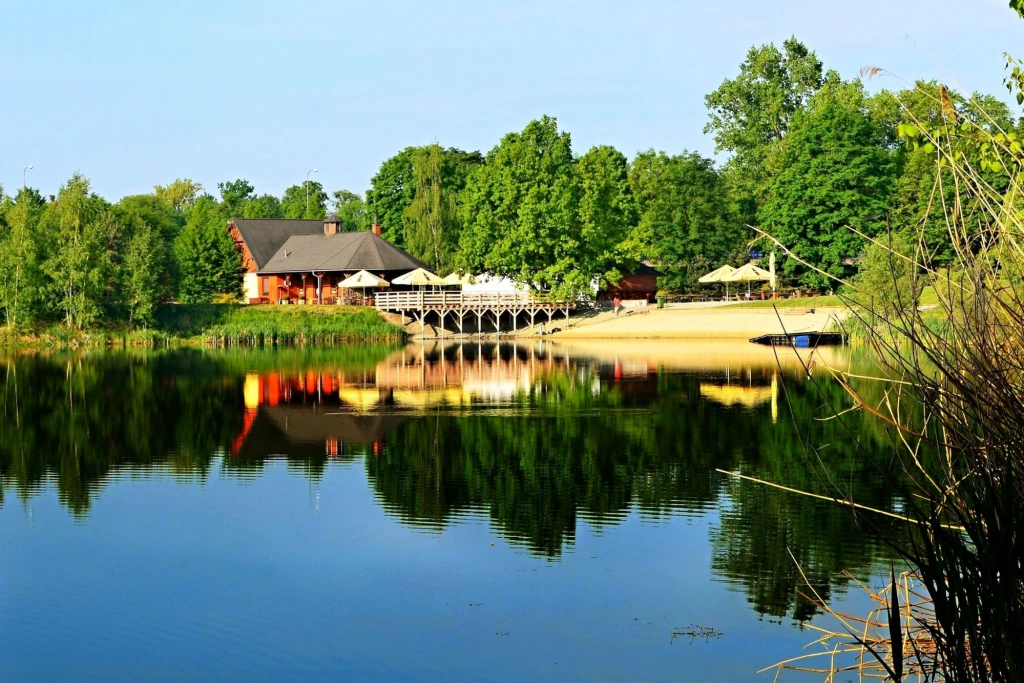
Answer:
374 291 572 335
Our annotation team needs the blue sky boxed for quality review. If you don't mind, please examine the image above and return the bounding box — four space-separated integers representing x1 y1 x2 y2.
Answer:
1 0 1020 201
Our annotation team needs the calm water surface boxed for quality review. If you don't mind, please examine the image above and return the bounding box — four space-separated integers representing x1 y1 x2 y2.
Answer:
1 340 902 681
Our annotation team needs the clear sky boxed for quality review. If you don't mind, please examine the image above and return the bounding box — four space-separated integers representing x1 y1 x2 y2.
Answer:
1 0 1021 202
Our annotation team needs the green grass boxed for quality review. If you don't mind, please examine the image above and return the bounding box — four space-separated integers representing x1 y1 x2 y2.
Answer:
155 304 407 345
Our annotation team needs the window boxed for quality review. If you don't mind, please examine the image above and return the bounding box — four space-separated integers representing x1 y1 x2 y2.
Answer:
261 277 269 296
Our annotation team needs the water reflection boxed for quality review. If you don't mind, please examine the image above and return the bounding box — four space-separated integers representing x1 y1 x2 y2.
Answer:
0 341 901 621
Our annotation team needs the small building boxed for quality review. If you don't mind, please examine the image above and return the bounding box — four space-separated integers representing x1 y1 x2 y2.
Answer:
230 215 427 304
597 263 661 303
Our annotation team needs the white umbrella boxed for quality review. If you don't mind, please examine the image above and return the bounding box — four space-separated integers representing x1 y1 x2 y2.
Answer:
698 264 737 299
392 268 445 287
339 270 390 288
722 262 773 299
441 271 476 286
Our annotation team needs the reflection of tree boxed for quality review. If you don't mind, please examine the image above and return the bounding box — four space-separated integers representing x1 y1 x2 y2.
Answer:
0 351 242 516
0 344 907 623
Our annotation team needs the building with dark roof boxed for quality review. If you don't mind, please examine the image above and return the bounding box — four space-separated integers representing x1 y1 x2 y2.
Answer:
229 216 426 304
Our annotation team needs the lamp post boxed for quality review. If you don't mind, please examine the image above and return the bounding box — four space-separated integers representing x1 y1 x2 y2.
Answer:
23 165 33 188
306 168 318 215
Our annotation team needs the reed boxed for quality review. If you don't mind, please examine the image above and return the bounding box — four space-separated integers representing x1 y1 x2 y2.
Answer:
756 77 1024 680
155 304 407 346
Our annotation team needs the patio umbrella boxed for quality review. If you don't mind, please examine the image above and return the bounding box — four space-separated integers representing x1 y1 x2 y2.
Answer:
392 268 445 287
440 271 476 286
339 270 390 288
721 262 773 299
698 264 737 299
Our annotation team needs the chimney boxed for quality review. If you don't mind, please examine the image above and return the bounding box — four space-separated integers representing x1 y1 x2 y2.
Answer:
371 223 382 237
324 213 341 237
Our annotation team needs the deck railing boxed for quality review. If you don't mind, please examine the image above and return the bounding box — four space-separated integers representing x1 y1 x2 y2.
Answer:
374 291 560 311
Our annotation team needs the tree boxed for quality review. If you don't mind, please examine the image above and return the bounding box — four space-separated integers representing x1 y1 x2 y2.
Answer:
630 152 742 291
154 178 203 211
367 148 417 247
332 190 370 232
575 145 637 283
217 179 255 218
759 99 896 289
243 194 283 218
122 223 163 326
281 181 327 219
458 116 593 298
41 174 111 328
368 146 483 247
175 196 241 302
0 188 45 327
405 144 461 272
705 37 824 205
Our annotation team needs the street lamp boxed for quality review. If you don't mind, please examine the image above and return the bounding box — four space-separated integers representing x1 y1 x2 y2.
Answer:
23 165 34 188
306 168 318 215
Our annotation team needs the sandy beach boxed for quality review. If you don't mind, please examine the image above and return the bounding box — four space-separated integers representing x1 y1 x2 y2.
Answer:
550 304 846 339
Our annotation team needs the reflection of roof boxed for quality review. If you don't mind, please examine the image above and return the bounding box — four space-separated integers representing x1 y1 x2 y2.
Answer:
236 405 408 459
259 231 427 274
232 219 326 269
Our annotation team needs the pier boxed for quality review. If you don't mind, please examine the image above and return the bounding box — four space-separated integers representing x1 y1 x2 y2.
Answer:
374 291 572 335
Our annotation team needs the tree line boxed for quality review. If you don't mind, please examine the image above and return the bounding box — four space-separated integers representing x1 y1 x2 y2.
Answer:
2 36 1020 329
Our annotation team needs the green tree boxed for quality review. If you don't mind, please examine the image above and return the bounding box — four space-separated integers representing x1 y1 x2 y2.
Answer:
404 144 462 272
759 99 896 289
242 194 283 218
40 174 111 328
332 190 369 231
705 37 824 207
575 145 638 283
154 178 204 212
122 223 163 326
217 179 255 218
175 196 240 302
281 181 327 219
0 188 46 327
458 116 595 298
630 152 742 291
367 148 416 246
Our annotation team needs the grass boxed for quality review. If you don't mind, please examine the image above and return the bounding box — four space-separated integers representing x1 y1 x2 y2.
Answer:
155 303 407 345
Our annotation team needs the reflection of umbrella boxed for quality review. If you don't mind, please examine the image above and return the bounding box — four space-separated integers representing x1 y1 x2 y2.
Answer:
698 264 737 299
338 388 383 411
392 268 444 287
441 272 476 286
722 263 773 298
339 270 390 288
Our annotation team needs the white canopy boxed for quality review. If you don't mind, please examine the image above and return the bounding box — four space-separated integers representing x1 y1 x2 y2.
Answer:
722 262 773 298
338 270 390 288
392 268 445 286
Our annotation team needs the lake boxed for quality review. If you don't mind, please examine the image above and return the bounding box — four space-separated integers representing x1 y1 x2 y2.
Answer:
0 340 902 681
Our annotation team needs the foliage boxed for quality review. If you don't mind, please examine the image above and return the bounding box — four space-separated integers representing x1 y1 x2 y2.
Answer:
0 188 45 327
404 144 462 272
332 189 370 231
153 178 203 211
629 151 742 291
575 145 638 283
174 196 240 303
282 181 328 219
759 98 896 289
458 116 599 299
217 179 255 218
367 147 416 246
242 194 283 218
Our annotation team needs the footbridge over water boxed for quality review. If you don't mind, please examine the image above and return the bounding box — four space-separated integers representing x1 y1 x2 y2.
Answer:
374 291 572 335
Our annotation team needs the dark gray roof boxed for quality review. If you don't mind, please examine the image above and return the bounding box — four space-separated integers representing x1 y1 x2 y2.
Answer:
258 230 428 274
232 219 325 269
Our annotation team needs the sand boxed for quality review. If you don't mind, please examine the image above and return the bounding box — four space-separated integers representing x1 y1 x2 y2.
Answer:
550 306 846 339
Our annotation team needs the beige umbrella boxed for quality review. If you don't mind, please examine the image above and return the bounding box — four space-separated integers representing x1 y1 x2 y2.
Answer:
722 262 773 299
392 267 445 287
698 264 737 299
339 270 390 288
441 271 476 286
